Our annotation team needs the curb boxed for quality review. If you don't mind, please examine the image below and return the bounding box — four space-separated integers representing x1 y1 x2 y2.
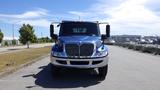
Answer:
0 54 49 78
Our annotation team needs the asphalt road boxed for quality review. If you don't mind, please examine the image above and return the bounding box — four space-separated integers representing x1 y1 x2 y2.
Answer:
0 46 160 90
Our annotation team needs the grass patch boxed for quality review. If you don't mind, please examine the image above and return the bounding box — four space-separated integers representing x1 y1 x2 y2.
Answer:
0 46 51 72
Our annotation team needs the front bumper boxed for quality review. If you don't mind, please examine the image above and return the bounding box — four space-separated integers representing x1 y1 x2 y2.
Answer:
50 56 109 69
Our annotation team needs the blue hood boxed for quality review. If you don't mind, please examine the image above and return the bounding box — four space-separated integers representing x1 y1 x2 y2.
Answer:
59 36 102 47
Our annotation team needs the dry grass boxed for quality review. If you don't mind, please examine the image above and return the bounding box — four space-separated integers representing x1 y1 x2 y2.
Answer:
0 46 51 72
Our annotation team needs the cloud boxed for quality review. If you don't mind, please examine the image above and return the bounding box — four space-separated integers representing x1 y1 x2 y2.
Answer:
109 0 160 23
107 0 160 35
20 19 50 28
0 8 48 19
0 8 51 28
1 1 160 36
69 0 160 35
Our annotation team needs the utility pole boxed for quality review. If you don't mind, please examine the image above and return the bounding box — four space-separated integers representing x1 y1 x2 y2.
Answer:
41 32 43 38
12 24 14 40
12 21 21 40
78 16 81 21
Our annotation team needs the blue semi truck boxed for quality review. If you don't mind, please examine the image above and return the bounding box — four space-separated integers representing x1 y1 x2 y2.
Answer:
50 20 110 79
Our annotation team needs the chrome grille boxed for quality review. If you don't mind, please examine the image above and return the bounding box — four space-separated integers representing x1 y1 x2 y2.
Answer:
80 43 94 56
65 44 79 56
65 43 94 57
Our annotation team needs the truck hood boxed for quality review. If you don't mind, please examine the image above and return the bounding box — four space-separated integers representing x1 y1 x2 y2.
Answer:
59 36 102 47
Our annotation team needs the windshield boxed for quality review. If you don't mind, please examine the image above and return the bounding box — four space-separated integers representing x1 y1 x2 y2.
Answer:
59 22 100 36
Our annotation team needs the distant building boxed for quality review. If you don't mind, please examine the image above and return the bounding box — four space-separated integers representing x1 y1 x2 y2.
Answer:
111 35 141 43
142 36 160 44
1 37 20 46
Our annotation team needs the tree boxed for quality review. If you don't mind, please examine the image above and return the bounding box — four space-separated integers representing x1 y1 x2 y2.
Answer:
37 37 52 43
19 24 37 48
12 39 17 45
4 41 8 46
0 30 4 44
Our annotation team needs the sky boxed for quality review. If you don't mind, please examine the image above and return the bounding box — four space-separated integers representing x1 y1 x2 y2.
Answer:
0 0 160 39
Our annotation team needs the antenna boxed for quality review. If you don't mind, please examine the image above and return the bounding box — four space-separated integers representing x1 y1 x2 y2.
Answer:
78 16 81 21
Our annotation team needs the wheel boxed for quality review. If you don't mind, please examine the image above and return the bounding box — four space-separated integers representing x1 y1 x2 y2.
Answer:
51 64 61 76
98 65 108 79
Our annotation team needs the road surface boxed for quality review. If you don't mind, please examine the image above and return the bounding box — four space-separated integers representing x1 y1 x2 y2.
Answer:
0 43 53 53
0 46 160 90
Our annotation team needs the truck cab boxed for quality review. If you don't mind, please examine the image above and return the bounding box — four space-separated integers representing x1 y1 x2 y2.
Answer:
50 21 110 79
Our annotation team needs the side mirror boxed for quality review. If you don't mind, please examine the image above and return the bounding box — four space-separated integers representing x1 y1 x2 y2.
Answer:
106 25 110 37
50 24 58 40
101 34 107 40
50 24 54 38
101 24 110 40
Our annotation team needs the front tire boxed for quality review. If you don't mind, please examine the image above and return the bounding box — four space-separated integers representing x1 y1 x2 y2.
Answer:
98 65 108 79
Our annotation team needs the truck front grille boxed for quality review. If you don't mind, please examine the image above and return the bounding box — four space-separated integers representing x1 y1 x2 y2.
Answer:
65 44 79 56
65 43 94 57
80 44 94 56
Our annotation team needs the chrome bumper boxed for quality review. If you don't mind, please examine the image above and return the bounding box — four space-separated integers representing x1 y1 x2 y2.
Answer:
50 55 109 69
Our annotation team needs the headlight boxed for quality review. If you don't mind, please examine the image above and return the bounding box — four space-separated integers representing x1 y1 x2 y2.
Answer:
54 40 63 52
51 51 65 57
51 41 65 57
56 40 63 48
93 45 108 57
